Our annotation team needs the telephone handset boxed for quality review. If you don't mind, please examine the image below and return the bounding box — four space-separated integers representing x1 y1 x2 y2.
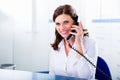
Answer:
67 22 78 41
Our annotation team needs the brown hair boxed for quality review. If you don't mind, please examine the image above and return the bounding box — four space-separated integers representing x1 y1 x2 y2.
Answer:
51 4 89 50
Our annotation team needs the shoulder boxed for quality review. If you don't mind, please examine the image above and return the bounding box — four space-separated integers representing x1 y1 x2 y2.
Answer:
50 47 57 54
83 36 98 57
83 36 96 46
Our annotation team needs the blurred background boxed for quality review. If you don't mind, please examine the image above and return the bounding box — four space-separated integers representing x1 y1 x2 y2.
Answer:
0 0 120 79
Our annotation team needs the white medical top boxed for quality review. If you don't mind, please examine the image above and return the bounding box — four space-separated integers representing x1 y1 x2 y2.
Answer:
49 36 98 79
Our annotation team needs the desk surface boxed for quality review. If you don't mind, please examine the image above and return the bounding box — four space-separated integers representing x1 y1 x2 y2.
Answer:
0 69 95 80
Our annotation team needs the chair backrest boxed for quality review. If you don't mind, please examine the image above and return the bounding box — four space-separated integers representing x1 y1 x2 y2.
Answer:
95 56 112 80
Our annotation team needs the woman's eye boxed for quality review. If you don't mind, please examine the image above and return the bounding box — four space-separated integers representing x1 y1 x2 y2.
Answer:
55 23 60 26
64 21 69 24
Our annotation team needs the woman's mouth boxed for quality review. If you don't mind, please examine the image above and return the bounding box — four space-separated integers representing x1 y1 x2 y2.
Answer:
61 30 69 35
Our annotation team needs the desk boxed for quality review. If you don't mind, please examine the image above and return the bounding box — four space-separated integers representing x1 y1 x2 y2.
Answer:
0 69 96 80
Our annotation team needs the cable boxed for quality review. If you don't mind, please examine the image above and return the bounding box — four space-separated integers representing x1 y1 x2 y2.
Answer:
68 43 112 80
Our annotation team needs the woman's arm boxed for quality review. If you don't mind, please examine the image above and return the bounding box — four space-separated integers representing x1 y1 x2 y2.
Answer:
66 38 98 79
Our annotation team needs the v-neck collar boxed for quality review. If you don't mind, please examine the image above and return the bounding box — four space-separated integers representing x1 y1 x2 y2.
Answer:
58 39 76 57
58 37 89 57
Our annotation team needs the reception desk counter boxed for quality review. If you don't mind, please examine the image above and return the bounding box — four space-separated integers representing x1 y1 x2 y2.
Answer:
0 69 96 80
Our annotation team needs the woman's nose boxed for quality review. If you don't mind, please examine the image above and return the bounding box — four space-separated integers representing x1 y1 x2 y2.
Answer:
60 24 65 29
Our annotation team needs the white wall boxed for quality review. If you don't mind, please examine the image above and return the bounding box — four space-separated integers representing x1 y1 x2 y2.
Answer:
0 11 14 64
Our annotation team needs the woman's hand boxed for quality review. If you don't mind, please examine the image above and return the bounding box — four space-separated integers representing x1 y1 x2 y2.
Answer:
70 22 84 42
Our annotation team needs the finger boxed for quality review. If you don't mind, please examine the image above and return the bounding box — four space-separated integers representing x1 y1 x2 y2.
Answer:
71 27 77 32
71 25 78 28
70 31 76 36
78 21 83 29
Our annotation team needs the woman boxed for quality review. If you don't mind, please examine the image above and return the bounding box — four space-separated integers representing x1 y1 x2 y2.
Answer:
49 4 98 79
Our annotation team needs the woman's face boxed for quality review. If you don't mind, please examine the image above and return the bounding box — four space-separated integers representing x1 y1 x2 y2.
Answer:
55 14 74 39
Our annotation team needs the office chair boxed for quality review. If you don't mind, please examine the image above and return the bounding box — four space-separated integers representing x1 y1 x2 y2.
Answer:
95 56 112 80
